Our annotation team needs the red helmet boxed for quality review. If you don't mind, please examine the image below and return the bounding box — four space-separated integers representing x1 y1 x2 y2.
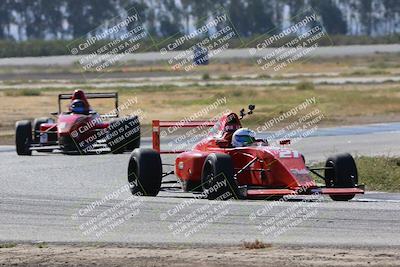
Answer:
70 90 90 111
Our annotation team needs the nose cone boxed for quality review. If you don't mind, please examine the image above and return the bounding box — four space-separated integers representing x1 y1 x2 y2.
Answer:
257 146 316 188
57 114 84 135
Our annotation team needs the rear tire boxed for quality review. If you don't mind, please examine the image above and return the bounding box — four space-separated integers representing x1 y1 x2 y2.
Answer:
201 153 243 200
107 116 140 154
125 126 140 151
128 148 162 196
15 120 32 156
324 153 358 201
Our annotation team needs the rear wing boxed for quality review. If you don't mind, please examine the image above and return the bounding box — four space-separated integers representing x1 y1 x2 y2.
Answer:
152 120 216 154
58 92 119 117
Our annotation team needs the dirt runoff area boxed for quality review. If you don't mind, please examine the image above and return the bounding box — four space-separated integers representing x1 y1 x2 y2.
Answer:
0 243 399 267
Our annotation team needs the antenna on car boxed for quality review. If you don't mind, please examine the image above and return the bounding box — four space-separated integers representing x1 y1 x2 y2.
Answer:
239 104 256 119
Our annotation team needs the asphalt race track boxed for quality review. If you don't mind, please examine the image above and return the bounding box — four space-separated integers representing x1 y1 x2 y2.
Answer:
1 124 400 247
1 44 399 67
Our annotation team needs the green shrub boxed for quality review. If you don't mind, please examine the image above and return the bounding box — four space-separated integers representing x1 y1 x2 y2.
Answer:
0 243 16 248
356 156 400 192
219 74 232 80
295 80 315 91
202 73 210 80
4 89 41 96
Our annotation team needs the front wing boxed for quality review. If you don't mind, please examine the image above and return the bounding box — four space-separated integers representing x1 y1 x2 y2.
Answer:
244 185 365 199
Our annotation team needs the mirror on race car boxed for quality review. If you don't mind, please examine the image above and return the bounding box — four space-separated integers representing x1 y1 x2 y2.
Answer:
280 139 291 145
239 104 256 119
240 108 246 119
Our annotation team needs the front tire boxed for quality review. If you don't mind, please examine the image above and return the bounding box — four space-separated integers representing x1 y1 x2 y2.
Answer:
201 153 243 200
33 117 54 152
128 148 162 196
15 120 32 156
324 153 358 201
33 117 52 143
181 180 202 192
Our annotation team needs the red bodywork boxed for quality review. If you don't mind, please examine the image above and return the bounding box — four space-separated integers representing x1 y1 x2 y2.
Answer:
152 112 364 198
52 113 109 147
37 90 111 151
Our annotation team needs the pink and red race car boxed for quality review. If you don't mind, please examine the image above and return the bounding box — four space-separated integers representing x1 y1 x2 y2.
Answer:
15 90 140 155
128 105 364 201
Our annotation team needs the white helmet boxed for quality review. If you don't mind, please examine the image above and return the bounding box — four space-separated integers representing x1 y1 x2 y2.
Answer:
232 128 256 147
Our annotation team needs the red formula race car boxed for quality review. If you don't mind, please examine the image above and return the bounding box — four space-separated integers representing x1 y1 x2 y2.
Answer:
127 105 364 201
15 90 140 155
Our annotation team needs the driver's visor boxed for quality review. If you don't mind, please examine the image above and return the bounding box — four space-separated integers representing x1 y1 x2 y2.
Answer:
236 135 256 144
72 106 85 113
